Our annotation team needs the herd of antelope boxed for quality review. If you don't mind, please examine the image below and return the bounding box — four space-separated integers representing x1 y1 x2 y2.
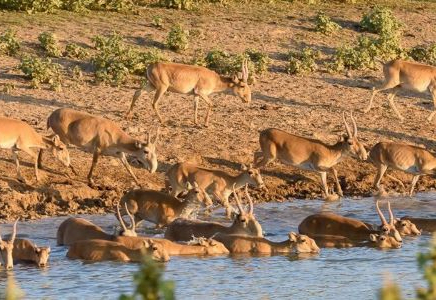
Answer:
1 57 436 269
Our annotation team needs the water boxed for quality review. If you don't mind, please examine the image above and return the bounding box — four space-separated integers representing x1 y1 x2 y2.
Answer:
0 193 435 300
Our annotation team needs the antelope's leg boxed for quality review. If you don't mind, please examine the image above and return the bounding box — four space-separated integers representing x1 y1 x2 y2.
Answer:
199 94 213 126
152 87 167 124
427 83 436 121
87 149 101 186
126 88 143 119
331 168 343 196
37 149 44 168
20 146 39 182
254 142 277 168
194 95 200 125
118 152 140 185
364 79 399 113
364 87 379 113
387 90 404 120
320 171 329 197
373 164 388 191
11 149 25 182
409 175 420 196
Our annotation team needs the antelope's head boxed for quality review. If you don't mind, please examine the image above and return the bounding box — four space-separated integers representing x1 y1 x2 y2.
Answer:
185 182 213 208
393 218 421 236
188 237 229 254
116 203 137 237
289 232 320 254
230 59 251 104
133 128 160 173
49 135 70 167
341 112 368 161
231 185 263 237
369 234 402 249
376 201 403 243
241 164 265 189
0 220 18 270
142 240 170 262
34 246 51 268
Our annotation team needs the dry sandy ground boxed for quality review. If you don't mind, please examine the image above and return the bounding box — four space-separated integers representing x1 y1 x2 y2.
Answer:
1 1 436 221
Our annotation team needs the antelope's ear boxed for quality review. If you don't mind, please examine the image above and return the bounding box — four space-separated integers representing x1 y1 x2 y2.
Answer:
193 181 199 188
35 248 41 254
47 247 51 253
143 240 150 248
369 234 378 242
52 135 61 146
241 164 248 171
232 74 240 84
135 141 143 149
186 181 193 190
289 232 298 242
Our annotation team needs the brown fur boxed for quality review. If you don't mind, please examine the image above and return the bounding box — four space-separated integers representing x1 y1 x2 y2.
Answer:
401 217 436 233
13 238 50 267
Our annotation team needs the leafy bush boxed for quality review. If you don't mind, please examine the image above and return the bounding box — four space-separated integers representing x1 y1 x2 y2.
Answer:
158 0 193 10
409 44 436 65
166 24 189 52
245 49 270 74
62 0 92 12
315 12 341 35
417 234 436 299
38 32 62 57
64 43 89 59
119 256 175 300
0 29 20 56
152 16 164 28
287 47 319 75
19 56 63 90
92 33 165 85
0 0 61 13
360 6 401 36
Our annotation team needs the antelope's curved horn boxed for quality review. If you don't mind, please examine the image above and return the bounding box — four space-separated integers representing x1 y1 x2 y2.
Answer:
125 203 136 231
233 184 245 214
242 59 249 83
376 200 388 225
154 127 160 143
342 112 352 138
244 184 254 215
387 201 394 226
116 203 128 233
351 112 358 137
11 219 18 242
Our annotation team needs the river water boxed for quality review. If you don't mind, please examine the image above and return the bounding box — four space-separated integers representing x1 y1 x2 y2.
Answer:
0 194 435 300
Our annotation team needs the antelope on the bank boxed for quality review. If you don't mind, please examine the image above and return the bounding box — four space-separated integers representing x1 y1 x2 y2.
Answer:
126 61 251 126
115 236 229 256
42 108 159 186
253 112 367 200
164 186 263 241
119 182 212 228
213 232 320 254
67 239 170 262
57 204 137 246
0 220 17 270
368 141 436 196
0 117 70 183
166 162 265 217
13 239 50 267
298 201 403 248
401 217 436 233
363 59 436 122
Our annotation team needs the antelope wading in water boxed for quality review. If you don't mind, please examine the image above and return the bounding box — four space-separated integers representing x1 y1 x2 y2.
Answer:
41 108 159 186
0 117 70 183
126 60 251 126
57 204 137 246
166 162 265 218
115 236 229 256
369 141 436 196
13 239 51 267
0 220 17 270
118 182 213 228
213 232 320 254
401 216 436 233
66 239 170 262
298 201 403 249
364 59 436 122
253 112 367 201
164 185 263 241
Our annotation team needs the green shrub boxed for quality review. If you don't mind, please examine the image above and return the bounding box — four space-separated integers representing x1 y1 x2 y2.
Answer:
89 0 134 12
38 32 62 57
92 33 165 85
119 256 175 300
315 12 341 35
409 44 436 65
360 6 401 36
0 29 20 56
19 55 63 90
417 234 436 299
245 49 270 74
166 24 189 52
62 0 92 12
287 47 319 75
64 43 89 59
152 16 164 28
158 0 193 10
0 0 62 13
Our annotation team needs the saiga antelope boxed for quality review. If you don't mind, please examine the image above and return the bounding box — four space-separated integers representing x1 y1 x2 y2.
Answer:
118 182 213 228
57 204 137 246
164 185 263 241
42 108 159 186
0 220 17 270
369 141 436 196
126 61 251 126
298 201 403 248
401 216 436 233
13 239 51 267
166 162 265 218
67 239 170 262
0 117 70 183
364 59 436 122
254 112 367 200
213 232 320 254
